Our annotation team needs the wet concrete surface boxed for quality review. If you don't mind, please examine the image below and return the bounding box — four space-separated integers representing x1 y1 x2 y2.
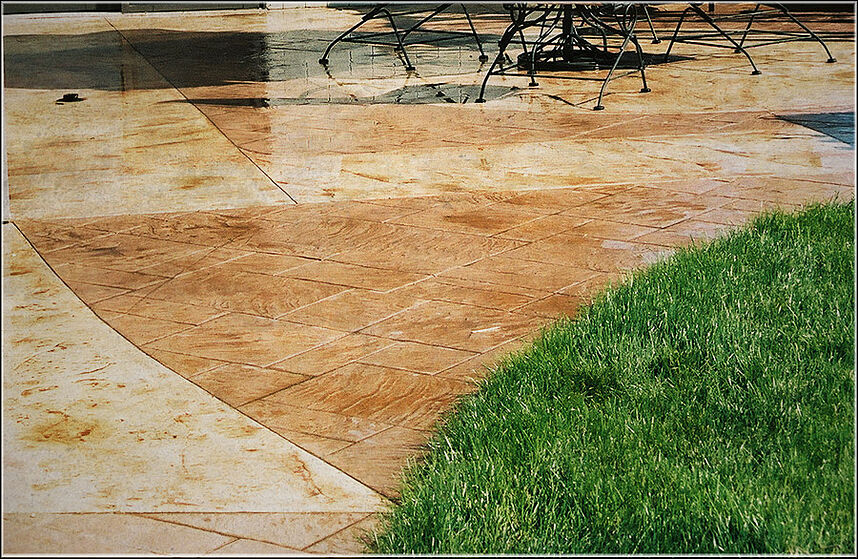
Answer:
3 24 502 90
2 4 855 555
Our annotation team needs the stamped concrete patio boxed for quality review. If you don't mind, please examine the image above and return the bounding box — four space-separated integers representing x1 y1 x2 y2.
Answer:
2 4 855 555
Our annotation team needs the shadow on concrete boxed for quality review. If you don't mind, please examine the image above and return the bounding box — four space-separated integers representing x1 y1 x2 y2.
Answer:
3 28 501 91
778 112 855 147
4 24 689 96
170 83 520 106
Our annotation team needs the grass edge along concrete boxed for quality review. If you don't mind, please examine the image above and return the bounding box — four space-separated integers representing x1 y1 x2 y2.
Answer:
368 200 855 554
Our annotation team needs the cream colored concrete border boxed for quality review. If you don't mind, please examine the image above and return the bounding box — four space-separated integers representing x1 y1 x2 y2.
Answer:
2 224 387 514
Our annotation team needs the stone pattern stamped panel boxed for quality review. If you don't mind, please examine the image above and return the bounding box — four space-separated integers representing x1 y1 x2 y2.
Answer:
3 4 854 555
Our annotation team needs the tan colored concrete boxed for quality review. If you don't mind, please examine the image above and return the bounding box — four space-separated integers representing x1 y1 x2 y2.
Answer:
2 224 385 536
6 8 853 212
305 513 382 555
3 4 854 555
3 24 288 220
2 512 234 554
142 511 373 551
15 170 852 501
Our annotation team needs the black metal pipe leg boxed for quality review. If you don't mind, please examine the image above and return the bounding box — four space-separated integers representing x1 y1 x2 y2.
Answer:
663 6 690 63
595 30 634 110
642 5 661 44
476 22 519 103
319 5 384 65
735 3 761 52
380 8 415 71
689 4 761 74
516 28 538 86
462 4 489 63
773 3 836 63
528 10 562 87
630 35 650 93
319 22 364 65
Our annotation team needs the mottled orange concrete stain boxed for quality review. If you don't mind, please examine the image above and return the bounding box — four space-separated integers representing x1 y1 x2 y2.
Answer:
20 169 855 499
3 3 855 555
22 411 106 446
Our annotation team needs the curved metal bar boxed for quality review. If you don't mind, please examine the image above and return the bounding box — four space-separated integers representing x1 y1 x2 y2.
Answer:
592 4 644 110
528 8 564 85
627 20 651 92
604 6 646 83
476 6 530 102
688 3 761 74
517 6 560 86
594 19 635 110
378 6 415 71
770 2 836 62
319 5 386 65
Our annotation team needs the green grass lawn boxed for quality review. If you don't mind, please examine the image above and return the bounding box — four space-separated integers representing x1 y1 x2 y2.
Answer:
370 201 855 554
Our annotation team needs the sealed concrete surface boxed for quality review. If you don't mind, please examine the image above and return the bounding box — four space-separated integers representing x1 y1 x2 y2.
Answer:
2 4 854 554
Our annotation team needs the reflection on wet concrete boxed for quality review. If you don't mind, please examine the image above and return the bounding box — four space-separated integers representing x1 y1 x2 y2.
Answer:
3 28 500 92
3 31 166 91
2 8 854 553
513 50 693 73
0 8 697 111
4 6 854 213
175 83 517 106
